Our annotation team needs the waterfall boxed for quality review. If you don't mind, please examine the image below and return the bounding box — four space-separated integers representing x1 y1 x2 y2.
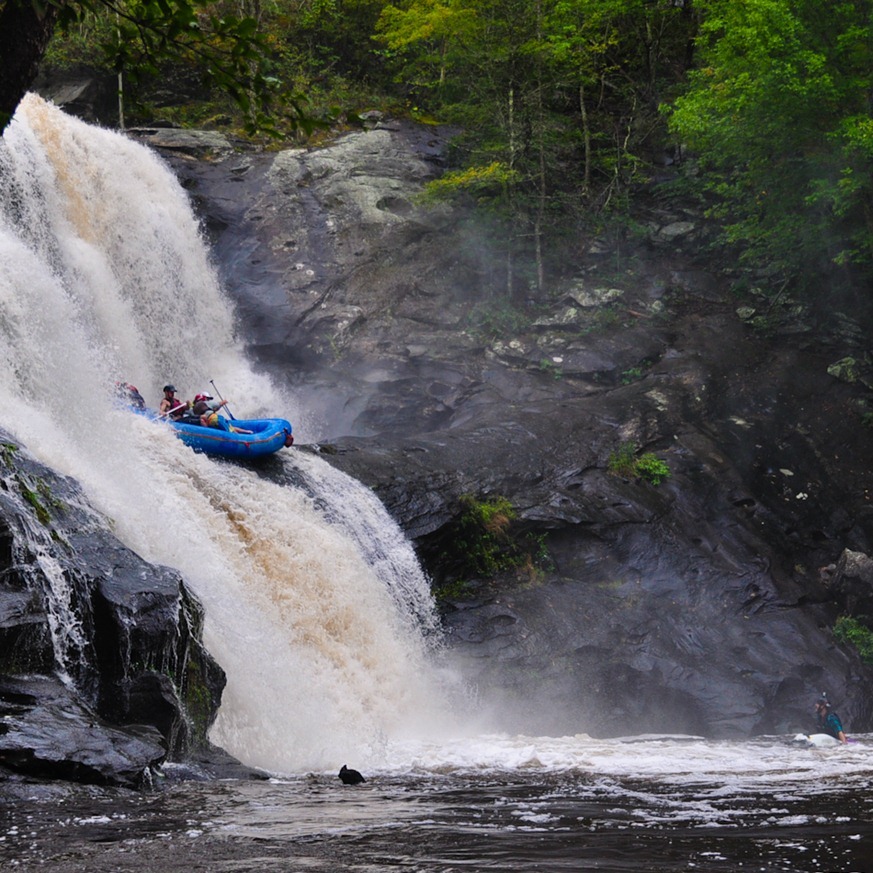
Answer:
0 95 458 773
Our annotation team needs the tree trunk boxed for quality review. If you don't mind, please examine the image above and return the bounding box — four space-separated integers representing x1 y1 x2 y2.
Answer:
533 0 545 297
116 13 125 130
0 0 64 133
506 85 515 298
577 81 594 197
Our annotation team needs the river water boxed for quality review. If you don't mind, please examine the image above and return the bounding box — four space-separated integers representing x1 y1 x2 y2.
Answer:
3 733 872 871
2 98 872 872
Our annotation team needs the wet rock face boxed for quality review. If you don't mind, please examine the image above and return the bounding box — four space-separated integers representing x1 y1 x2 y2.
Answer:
0 675 165 788
0 433 225 785
826 550 873 618
316 409 873 738
166 121 873 739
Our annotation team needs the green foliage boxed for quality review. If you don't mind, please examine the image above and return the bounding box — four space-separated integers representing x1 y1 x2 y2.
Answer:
590 304 624 331
539 358 563 380
433 578 476 604
620 360 651 383
544 0 690 197
0 457 67 526
607 441 637 478
375 0 479 94
41 0 317 137
634 453 670 485
19 485 50 526
33 0 694 275
0 442 19 466
607 442 670 485
26 0 873 300
833 616 873 665
376 0 695 297
17 476 59 526
466 299 531 340
418 161 519 207
665 0 873 284
43 8 117 70
418 161 532 296
292 0 388 82
438 494 552 591
456 494 517 575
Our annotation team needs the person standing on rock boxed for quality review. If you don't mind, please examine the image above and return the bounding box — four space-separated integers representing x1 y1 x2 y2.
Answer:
814 695 847 743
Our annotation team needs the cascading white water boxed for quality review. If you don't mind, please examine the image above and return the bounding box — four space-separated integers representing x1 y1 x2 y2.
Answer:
33 534 90 688
0 95 459 773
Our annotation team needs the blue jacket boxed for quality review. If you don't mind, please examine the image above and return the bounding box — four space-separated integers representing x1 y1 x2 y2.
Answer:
817 710 844 739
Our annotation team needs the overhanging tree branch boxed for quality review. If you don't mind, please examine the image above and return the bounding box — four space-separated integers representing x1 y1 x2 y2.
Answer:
0 0 314 136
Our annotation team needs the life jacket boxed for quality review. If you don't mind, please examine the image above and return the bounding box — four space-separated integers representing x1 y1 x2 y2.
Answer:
821 711 844 739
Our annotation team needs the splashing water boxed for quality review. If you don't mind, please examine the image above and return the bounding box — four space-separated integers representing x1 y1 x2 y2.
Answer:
0 95 458 772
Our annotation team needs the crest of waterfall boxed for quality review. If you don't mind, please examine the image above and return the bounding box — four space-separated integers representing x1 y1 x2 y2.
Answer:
0 95 460 773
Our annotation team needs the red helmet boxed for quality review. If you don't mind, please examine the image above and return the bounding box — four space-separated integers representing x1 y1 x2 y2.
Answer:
193 393 213 403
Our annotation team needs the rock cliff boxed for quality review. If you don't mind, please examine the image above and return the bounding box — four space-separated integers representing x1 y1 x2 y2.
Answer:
148 117 873 738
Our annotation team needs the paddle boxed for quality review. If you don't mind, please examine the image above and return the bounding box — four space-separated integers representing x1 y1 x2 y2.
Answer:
209 380 236 420
160 402 189 418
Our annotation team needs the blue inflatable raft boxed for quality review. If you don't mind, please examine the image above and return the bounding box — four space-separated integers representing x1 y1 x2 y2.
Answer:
167 416 294 458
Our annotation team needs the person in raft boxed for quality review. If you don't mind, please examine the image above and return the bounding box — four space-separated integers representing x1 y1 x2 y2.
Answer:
192 394 252 434
159 384 189 420
814 695 847 743
115 381 145 410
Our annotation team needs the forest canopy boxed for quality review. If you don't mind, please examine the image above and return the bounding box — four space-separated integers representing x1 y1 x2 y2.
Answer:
666 0 873 286
6 0 873 296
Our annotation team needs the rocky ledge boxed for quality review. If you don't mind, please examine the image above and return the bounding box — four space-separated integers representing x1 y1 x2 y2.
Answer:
0 432 249 786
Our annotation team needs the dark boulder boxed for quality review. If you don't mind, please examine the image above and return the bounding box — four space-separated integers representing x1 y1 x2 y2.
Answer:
0 675 164 787
826 549 873 619
0 431 226 785
33 69 118 129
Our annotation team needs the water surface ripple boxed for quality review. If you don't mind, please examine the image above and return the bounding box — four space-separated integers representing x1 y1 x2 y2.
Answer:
3 734 872 872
